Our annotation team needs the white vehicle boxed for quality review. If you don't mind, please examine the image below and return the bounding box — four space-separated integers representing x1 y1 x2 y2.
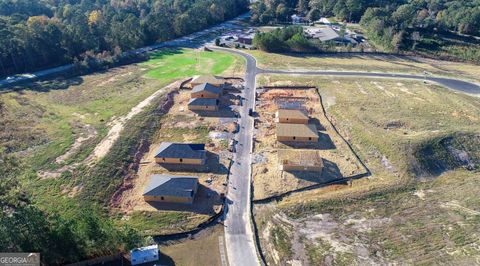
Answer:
130 244 159 265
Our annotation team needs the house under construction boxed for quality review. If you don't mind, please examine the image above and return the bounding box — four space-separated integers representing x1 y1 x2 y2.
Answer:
278 149 324 173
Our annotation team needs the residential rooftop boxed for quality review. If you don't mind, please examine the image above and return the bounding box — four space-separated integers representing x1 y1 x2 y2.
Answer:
192 83 222 95
191 75 225 85
154 142 206 159
277 109 309 120
188 98 219 106
276 123 319 138
143 175 198 198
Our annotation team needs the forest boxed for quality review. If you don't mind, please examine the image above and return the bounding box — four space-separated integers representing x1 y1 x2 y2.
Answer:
0 0 249 77
251 0 480 61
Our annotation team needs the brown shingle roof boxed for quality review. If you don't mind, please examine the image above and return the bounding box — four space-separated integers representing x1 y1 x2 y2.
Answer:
276 123 318 138
191 83 221 95
191 75 225 85
276 109 309 120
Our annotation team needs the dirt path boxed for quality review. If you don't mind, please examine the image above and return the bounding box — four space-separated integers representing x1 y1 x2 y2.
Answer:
38 80 182 179
87 80 182 163
55 124 97 164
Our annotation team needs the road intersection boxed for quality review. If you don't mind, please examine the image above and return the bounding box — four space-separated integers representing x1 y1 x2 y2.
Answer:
213 47 480 266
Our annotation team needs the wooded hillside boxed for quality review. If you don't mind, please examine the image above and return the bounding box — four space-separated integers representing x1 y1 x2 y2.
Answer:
250 0 480 61
0 0 249 77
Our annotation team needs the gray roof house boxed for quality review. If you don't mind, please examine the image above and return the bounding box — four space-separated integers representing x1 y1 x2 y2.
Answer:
143 174 199 203
188 98 219 111
154 142 207 164
316 27 340 42
191 83 222 99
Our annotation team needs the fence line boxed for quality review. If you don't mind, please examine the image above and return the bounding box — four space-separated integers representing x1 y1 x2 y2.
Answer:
252 86 371 204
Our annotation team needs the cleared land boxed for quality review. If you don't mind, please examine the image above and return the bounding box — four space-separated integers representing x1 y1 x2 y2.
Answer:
158 225 227 266
0 48 243 235
254 75 480 265
252 87 364 200
117 82 243 235
247 50 480 83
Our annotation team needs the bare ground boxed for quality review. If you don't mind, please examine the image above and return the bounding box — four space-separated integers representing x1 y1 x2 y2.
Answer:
88 80 184 163
37 80 183 179
252 87 365 200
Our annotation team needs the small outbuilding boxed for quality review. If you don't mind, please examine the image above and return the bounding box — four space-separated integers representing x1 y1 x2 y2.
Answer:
276 109 309 124
130 245 159 265
143 174 199 204
188 98 219 111
191 83 222 99
155 142 207 165
276 123 319 142
190 75 225 88
291 14 307 24
237 34 255 45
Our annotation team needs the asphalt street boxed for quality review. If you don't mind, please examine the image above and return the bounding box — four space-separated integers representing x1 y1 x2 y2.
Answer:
212 47 260 266
259 69 480 95
211 47 480 266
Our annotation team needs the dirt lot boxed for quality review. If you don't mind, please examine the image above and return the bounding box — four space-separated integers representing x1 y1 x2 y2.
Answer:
158 225 227 266
253 75 480 265
252 87 365 200
117 79 243 234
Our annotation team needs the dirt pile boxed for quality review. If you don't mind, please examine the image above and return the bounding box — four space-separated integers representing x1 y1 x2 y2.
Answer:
413 132 480 176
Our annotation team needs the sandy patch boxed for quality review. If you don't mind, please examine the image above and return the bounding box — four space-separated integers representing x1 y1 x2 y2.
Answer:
88 80 183 163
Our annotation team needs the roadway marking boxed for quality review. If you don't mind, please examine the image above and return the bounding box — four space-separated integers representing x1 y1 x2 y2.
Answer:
219 236 228 266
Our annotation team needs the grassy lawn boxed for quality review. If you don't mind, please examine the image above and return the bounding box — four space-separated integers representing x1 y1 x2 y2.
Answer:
247 50 480 83
0 48 243 239
143 49 243 80
254 75 480 265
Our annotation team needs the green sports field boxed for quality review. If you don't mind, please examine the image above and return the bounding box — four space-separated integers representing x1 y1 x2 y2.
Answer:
143 49 241 80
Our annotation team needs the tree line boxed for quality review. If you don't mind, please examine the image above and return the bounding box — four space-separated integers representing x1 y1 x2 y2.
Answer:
250 0 399 25
360 0 480 53
251 0 480 37
253 26 316 52
0 0 249 77
250 0 480 61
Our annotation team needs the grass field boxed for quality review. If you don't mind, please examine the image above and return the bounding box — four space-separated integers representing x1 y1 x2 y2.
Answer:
247 50 480 83
143 49 244 80
0 48 243 243
254 75 480 265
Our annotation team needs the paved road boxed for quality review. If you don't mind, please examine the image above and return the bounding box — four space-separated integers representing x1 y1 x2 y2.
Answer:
259 69 480 95
209 47 480 266
212 47 261 266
